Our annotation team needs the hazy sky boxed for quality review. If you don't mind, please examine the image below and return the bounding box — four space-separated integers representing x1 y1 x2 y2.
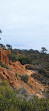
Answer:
0 0 49 50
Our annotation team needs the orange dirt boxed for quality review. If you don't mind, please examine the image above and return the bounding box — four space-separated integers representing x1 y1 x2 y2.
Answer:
0 48 11 65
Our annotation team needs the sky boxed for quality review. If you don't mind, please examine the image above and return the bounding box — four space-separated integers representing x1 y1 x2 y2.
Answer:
0 0 49 51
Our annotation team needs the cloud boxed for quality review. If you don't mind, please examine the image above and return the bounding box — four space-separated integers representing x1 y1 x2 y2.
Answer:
0 0 49 50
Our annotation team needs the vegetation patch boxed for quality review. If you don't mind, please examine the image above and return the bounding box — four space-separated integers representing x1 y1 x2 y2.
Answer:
9 53 18 62
0 61 8 69
0 79 49 111
18 56 31 65
19 75 29 83
15 73 18 77
31 73 49 85
26 64 38 70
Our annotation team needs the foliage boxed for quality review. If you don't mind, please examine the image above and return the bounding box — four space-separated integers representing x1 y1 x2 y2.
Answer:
38 68 49 78
10 48 49 85
0 45 49 84
0 61 8 69
38 68 46 74
0 29 2 34
9 53 18 62
31 73 49 85
18 74 21 78
16 73 18 77
0 80 49 111
26 64 38 70
6 44 12 50
41 47 47 53
0 44 5 49
18 56 31 65
20 75 29 83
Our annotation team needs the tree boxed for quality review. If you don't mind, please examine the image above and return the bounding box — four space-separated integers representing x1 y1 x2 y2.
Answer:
6 44 12 50
41 47 47 53
0 29 2 34
0 44 5 49
0 29 2 40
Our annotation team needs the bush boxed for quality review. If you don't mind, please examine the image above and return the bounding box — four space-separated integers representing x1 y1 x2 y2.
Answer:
0 61 8 69
21 75 29 83
0 80 49 111
26 65 38 70
18 75 21 78
18 56 30 65
38 68 46 74
31 73 43 81
16 73 18 77
9 53 18 62
31 73 49 85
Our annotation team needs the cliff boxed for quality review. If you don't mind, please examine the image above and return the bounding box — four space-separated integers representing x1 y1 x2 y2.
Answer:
0 48 11 65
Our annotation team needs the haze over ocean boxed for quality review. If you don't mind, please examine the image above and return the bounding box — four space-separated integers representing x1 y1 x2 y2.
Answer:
0 0 49 51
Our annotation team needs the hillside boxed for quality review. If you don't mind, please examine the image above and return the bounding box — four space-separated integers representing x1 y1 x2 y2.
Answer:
0 48 47 98
0 79 49 111
0 61 45 97
0 48 49 111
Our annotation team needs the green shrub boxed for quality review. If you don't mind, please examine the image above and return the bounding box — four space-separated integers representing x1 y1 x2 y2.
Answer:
18 56 30 65
31 73 49 85
38 68 46 74
0 80 49 111
9 53 18 62
16 73 18 77
18 74 21 78
21 75 29 83
26 65 38 70
0 61 8 69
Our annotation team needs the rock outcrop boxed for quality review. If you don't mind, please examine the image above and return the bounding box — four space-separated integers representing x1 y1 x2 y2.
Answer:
0 48 11 64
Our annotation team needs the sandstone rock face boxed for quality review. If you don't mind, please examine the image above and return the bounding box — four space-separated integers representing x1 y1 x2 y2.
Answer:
0 48 11 65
